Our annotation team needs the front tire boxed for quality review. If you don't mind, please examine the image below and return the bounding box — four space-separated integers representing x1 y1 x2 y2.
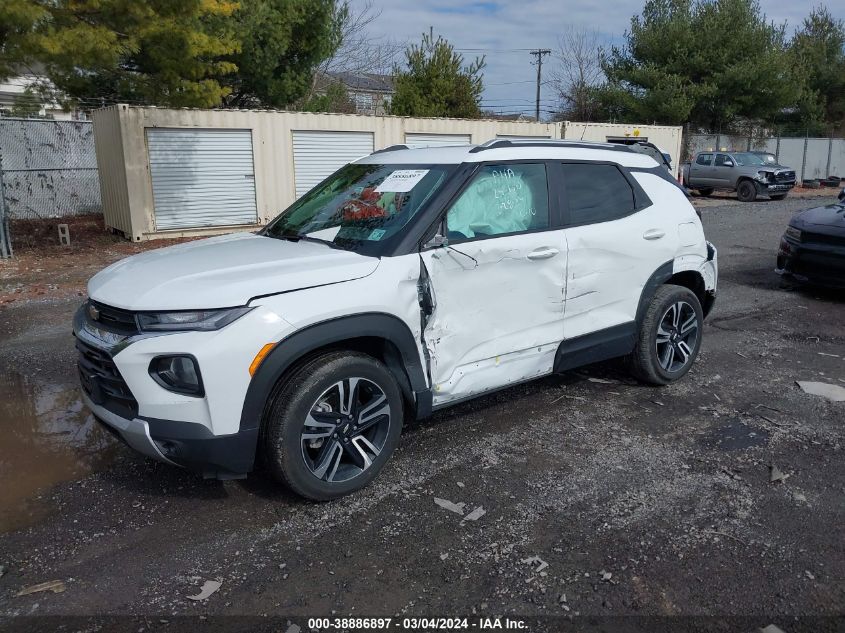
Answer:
263 351 403 500
737 180 757 202
630 285 704 385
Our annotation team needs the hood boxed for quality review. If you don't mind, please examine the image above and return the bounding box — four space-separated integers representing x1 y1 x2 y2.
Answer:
88 233 379 310
791 200 845 237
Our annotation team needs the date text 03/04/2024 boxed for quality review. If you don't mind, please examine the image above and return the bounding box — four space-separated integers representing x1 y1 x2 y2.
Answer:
307 617 528 630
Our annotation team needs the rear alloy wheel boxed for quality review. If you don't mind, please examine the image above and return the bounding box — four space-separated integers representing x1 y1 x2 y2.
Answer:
263 352 403 500
737 180 757 202
630 285 703 385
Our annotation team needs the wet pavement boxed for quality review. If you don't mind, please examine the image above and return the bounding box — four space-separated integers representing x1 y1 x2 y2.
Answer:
0 196 843 627
0 369 116 532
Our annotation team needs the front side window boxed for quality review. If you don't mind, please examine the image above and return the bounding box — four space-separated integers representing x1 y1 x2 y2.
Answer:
446 163 549 240
714 153 732 167
561 163 636 226
696 153 713 165
264 163 454 252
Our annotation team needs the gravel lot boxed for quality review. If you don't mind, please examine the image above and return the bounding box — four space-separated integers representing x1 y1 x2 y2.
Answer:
0 195 843 632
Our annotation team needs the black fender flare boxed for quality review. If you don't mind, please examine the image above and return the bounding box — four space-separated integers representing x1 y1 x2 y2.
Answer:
238 312 429 433
635 260 675 325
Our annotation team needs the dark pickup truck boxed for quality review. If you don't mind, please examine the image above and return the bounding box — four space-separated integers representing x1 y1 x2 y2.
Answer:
681 150 796 202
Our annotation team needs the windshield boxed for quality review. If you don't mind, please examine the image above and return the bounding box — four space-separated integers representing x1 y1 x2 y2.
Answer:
733 152 769 166
264 163 454 252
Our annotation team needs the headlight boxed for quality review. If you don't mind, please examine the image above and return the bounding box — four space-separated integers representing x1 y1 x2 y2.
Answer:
784 226 802 242
149 355 204 396
137 307 253 332
757 171 773 182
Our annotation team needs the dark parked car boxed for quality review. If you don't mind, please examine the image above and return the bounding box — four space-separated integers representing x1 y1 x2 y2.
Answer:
777 188 845 287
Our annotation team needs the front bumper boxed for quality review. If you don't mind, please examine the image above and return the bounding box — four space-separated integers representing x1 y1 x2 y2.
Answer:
85 390 258 479
777 237 845 288
756 181 795 195
74 303 263 479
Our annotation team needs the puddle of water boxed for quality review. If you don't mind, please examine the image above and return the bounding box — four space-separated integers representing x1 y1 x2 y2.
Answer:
700 420 770 451
0 370 118 532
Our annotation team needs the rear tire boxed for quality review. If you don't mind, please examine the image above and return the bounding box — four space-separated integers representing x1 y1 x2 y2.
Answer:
263 351 403 500
697 188 714 197
630 285 704 385
737 180 757 202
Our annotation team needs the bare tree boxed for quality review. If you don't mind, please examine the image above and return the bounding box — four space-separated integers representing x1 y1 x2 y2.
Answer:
302 1 402 106
551 26 605 121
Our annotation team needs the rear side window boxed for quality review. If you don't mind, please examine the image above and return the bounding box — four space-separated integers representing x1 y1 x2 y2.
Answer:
696 153 713 165
561 163 635 226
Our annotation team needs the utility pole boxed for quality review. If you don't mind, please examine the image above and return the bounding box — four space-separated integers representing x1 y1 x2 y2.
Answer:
529 49 551 121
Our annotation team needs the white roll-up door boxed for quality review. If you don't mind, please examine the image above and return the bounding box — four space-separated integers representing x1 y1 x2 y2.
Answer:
405 133 472 148
147 128 258 231
292 131 374 198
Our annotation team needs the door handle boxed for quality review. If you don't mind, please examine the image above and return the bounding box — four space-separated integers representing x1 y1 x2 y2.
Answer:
643 229 665 240
526 247 559 260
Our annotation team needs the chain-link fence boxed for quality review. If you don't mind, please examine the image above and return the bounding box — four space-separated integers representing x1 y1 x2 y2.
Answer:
0 118 102 220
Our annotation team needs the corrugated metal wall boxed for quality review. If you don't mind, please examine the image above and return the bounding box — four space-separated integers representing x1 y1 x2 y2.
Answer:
405 133 472 148
92 106 132 235
563 121 684 179
92 107 682 241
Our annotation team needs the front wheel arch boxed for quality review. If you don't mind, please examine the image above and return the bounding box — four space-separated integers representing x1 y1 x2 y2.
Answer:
241 313 429 438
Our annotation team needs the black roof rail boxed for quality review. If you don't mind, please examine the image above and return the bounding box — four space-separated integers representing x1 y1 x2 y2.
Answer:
371 144 409 154
469 138 634 154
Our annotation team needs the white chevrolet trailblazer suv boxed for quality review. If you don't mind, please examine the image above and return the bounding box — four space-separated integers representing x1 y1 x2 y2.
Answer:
75 139 717 499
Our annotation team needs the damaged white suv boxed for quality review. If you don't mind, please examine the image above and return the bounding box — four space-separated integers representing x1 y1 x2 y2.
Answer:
75 139 717 499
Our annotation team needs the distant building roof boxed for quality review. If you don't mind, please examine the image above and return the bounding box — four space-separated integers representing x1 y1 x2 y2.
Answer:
326 71 394 93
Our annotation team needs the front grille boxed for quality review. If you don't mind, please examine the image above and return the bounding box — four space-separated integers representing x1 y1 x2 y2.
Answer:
776 171 795 183
89 300 139 335
803 232 845 247
76 338 138 419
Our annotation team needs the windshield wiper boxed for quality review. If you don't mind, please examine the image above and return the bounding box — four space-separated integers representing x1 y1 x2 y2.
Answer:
270 230 343 250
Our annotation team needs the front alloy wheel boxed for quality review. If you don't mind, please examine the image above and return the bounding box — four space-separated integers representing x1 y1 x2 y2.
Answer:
263 351 403 500
301 378 392 483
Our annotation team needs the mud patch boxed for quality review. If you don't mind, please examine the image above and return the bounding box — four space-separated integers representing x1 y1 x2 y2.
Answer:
0 370 117 532
699 420 770 451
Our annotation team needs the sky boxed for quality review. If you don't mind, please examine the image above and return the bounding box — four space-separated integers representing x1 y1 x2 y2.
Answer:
350 0 835 120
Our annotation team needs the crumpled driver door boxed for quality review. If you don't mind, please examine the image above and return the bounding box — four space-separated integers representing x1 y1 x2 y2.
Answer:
419 162 566 406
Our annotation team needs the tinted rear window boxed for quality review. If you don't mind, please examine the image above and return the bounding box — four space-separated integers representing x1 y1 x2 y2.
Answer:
561 163 636 225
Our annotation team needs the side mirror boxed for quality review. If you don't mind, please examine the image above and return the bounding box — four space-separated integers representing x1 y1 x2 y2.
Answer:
723 160 733 167
423 233 449 249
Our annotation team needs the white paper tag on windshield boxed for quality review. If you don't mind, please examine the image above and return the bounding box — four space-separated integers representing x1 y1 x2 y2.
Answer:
375 169 429 193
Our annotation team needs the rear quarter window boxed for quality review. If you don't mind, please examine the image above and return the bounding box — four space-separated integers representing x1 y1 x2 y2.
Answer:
561 163 636 226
